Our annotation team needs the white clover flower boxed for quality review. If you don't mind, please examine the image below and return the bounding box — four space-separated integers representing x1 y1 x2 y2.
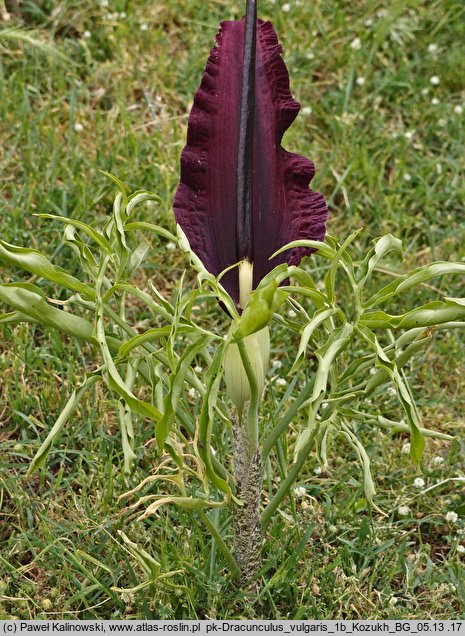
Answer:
356 76 366 86
404 131 414 141
427 43 438 53
305 51 315 60
282 3 291 12
350 37 362 50
166 242 177 251
421 87 429 96
387 386 397 397
100 0 109 7
271 360 283 370
446 511 459 524
287 309 297 318
431 97 440 105
438 118 447 127
454 105 463 115
403 173 412 182
83 30 92 39
457 545 465 554
364 18 373 27
314 466 322 475
401 442 411 455
398 505 410 517
275 377 287 387
188 387 198 398
119 12 127 19
432 456 445 466
194 365 203 374
74 123 84 133
140 23 148 31
430 76 440 85
413 477 425 488
301 106 312 116
369 367 377 375
294 486 306 497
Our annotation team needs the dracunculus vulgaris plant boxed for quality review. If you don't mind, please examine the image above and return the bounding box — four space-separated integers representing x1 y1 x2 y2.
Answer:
174 0 327 581
2 0 465 596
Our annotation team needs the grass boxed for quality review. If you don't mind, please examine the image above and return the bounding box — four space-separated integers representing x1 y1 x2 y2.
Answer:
1 0 465 620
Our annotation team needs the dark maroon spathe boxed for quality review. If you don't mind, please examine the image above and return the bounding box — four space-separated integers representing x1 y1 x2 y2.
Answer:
173 16 328 309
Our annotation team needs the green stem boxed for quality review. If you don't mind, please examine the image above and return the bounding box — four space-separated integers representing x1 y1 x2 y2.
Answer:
198 510 240 579
262 378 315 460
237 338 259 454
261 425 320 530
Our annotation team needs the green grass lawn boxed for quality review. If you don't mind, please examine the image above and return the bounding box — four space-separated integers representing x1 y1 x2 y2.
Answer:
1 0 465 620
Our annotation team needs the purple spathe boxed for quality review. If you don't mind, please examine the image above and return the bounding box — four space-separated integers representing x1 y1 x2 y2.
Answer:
173 17 328 308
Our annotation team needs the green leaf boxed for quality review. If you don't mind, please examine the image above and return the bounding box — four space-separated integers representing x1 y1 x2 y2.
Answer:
280 285 328 310
337 352 375 385
98 170 128 203
361 299 465 330
365 262 465 308
365 333 431 394
325 229 362 304
237 279 287 338
137 495 227 520
290 307 339 374
106 282 174 322
254 263 289 289
126 190 163 216
0 239 95 299
27 374 101 474
171 335 212 411
339 421 377 507
111 192 130 277
155 335 213 452
35 214 112 254
0 310 34 325
357 325 425 465
198 343 232 495
63 225 99 278
311 322 354 403
271 239 336 260
116 530 160 578
128 242 150 275
95 300 162 423
124 221 177 243
117 362 138 474
117 326 193 359
0 284 95 342
349 411 454 440
294 411 330 461
357 234 404 288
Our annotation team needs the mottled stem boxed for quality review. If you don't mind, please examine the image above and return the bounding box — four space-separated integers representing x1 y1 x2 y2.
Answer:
232 418 263 586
